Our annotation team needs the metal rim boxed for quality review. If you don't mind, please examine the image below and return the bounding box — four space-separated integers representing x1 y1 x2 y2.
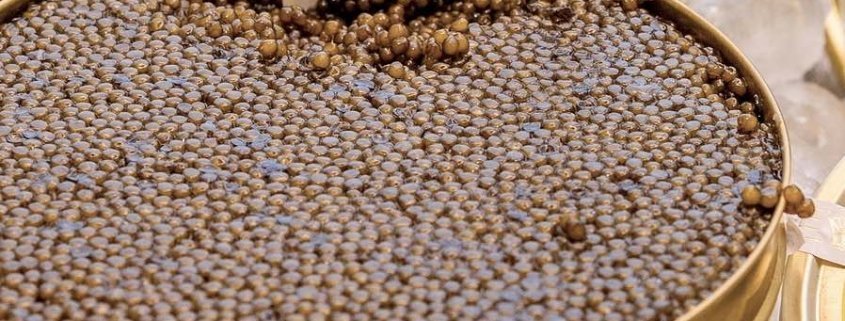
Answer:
781 2 845 318
0 0 28 23
784 5 845 318
782 155 845 321
646 1 791 320
826 0 845 89
782 252 819 321
0 0 793 319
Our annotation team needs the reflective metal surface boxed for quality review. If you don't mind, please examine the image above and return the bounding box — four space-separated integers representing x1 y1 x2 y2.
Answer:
646 1 790 320
827 0 845 87
781 1 845 305
0 0 793 320
782 157 845 321
0 0 27 23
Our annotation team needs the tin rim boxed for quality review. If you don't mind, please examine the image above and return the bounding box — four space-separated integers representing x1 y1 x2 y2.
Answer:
646 1 791 320
826 0 845 88
0 0 793 319
0 0 28 24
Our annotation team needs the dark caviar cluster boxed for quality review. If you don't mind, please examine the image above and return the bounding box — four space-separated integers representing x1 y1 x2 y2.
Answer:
310 0 527 66
146 0 526 68
0 0 811 320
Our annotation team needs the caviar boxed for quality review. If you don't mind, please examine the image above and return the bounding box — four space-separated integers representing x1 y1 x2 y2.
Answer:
190 0 531 66
783 184 804 205
0 0 797 320
782 184 813 217
740 185 762 206
310 51 332 69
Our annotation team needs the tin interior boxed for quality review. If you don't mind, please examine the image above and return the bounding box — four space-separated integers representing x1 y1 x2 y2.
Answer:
0 0 793 319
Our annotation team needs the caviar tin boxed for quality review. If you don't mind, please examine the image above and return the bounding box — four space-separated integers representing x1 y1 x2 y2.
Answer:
781 157 845 321
0 0 793 320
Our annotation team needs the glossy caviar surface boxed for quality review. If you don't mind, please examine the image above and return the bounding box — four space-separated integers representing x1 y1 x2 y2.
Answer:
0 0 785 320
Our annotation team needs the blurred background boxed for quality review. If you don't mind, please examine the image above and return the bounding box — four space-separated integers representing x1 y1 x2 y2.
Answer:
682 0 845 194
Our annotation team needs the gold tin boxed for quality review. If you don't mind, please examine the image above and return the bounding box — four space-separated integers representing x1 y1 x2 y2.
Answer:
0 0 792 320
645 1 790 320
781 157 845 321
0 0 27 24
